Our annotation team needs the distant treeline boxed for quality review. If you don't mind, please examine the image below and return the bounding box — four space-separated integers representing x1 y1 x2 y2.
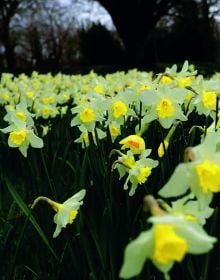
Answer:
0 0 220 73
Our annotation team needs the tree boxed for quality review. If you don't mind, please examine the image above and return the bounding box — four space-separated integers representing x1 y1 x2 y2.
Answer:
161 0 219 62
0 0 21 69
0 0 36 69
5 0 81 71
93 0 220 64
91 0 179 64
80 23 125 65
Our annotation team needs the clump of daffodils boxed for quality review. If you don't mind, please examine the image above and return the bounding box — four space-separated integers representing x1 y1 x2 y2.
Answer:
31 189 86 238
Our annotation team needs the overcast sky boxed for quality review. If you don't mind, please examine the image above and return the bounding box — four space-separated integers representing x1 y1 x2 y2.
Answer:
58 0 115 30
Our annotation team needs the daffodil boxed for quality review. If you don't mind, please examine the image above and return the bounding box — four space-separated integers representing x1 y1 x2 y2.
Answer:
135 83 151 95
31 189 86 238
157 122 179 158
112 100 128 118
153 224 188 264
156 98 174 118
119 213 216 279
112 149 158 196
71 99 105 132
158 140 169 158
160 75 173 85
177 76 195 88
159 133 220 207
111 150 137 180
105 92 135 125
40 93 57 105
108 121 121 142
0 88 13 105
140 85 187 129
74 126 106 148
191 77 220 117
193 90 218 117
159 193 214 226
119 135 145 154
3 99 34 126
202 91 216 109
1 119 43 157
123 154 158 196
57 91 71 104
93 84 104 95
80 108 96 123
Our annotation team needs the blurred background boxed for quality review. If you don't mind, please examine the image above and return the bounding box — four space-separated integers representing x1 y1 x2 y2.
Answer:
1 0 220 74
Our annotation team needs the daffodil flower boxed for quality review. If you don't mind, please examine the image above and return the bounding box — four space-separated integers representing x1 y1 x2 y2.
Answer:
105 92 135 125
119 135 145 154
74 126 106 148
193 90 218 117
140 85 187 129
157 122 179 158
31 189 86 238
3 98 35 126
191 78 220 117
123 154 158 196
112 149 158 196
159 193 214 226
108 121 121 142
111 150 137 179
159 133 220 207
71 99 105 132
119 213 216 279
1 119 43 157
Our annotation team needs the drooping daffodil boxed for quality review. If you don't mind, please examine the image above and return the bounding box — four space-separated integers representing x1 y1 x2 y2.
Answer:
31 189 86 238
157 121 179 158
112 149 158 196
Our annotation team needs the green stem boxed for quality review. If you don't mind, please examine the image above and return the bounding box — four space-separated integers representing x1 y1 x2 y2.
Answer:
9 211 32 279
136 122 150 136
202 207 219 280
40 149 57 198
215 94 219 131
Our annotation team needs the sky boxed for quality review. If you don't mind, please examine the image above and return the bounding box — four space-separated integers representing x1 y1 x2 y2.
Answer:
58 0 115 30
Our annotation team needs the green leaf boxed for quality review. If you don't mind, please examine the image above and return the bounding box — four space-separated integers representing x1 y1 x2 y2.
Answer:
5 178 58 259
